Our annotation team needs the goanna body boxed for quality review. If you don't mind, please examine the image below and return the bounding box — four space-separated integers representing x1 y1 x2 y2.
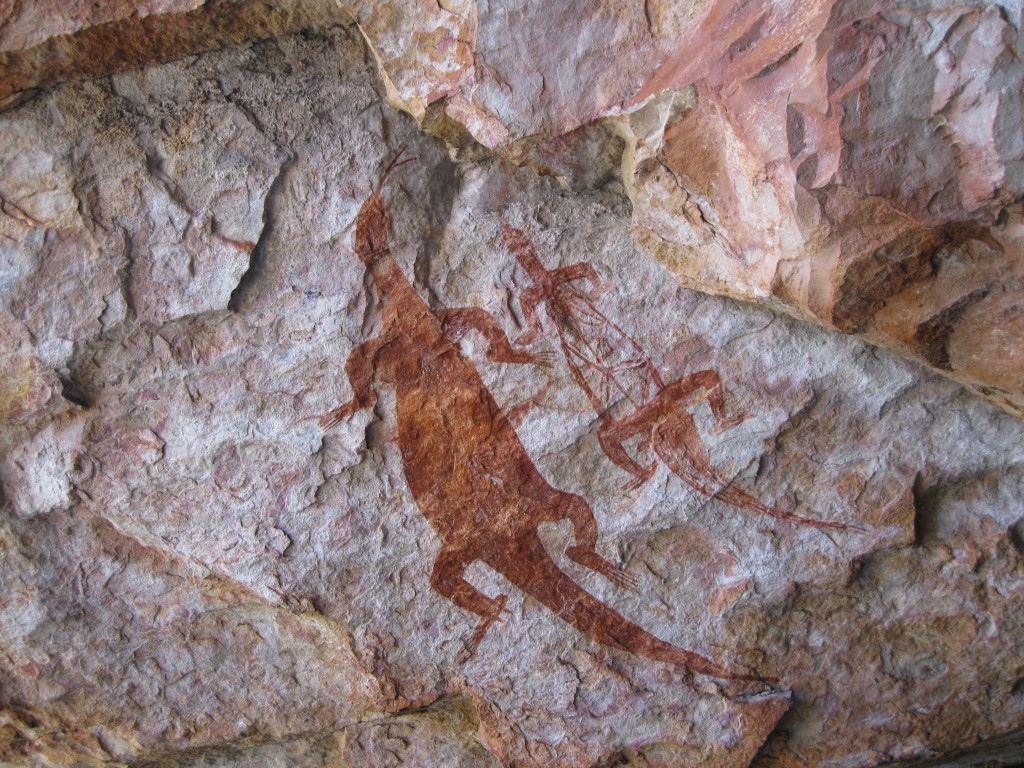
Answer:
372 283 556 545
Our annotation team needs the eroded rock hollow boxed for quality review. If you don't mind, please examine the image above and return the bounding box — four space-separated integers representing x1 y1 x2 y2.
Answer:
1 2 1023 766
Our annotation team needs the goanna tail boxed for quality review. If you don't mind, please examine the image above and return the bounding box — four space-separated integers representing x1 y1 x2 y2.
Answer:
488 532 774 683
651 420 858 532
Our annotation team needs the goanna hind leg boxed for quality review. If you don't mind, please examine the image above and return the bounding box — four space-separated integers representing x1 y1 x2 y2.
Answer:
560 494 639 592
430 543 510 658
597 415 658 491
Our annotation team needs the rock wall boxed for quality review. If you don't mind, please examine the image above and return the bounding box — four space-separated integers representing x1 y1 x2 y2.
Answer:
1 5 1023 768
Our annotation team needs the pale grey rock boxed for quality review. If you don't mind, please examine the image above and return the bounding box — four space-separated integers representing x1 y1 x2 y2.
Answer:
148 697 499 768
1 417 83 518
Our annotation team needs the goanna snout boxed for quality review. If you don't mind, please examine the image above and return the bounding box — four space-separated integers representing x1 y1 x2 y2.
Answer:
355 192 393 266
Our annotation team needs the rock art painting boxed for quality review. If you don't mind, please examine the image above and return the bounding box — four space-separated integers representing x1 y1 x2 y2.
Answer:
320 154 771 683
501 221 855 532
3 16 1024 768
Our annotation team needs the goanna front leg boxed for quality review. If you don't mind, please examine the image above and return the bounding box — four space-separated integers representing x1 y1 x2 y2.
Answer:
431 542 510 659
319 333 390 429
676 369 748 435
551 262 603 296
437 306 555 368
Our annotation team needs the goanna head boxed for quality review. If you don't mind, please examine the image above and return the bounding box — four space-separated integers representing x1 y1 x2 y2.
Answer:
500 220 551 287
355 149 414 268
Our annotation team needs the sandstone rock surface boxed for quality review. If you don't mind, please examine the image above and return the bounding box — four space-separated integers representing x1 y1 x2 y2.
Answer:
0 6 1022 768
4 0 1020 417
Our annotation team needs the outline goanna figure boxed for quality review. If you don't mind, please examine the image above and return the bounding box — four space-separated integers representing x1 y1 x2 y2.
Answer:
502 220 856 532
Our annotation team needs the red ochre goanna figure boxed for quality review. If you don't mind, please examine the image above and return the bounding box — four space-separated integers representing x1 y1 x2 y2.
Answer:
320 152 773 683
501 220 854 532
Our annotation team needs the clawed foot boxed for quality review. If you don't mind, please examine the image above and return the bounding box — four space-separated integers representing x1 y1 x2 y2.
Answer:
598 562 640 592
621 462 658 492
710 410 749 436
319 401 356 429
527 349 558 368
457 595 510 662
565 545 639 592
502 349 556 368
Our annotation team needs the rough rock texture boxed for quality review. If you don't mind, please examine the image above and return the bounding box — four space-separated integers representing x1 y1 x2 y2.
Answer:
897 726 1024 767
0 0 354 109
0 8 1023 768
624 1 1024 421
3 0 1021 420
